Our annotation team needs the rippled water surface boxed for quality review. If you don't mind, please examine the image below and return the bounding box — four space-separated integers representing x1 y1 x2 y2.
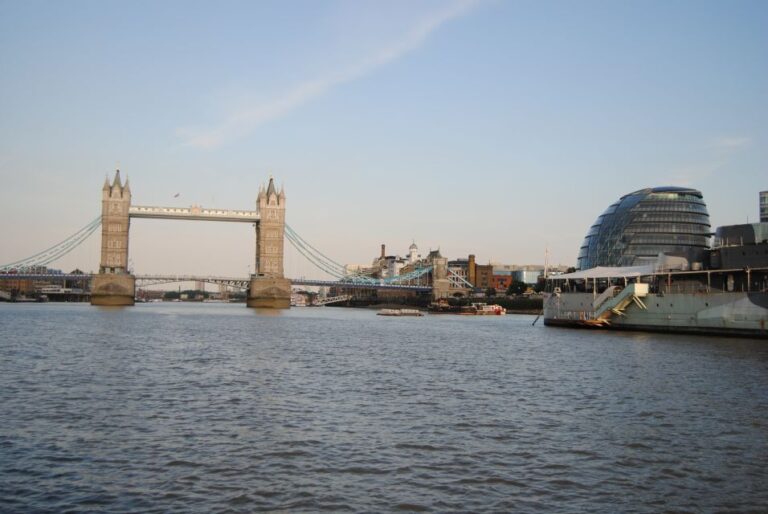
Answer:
1 302 767 513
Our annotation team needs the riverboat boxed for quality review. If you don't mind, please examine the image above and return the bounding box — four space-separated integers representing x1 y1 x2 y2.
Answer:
543 235 768 338
427 300 507 315
459 303 506 316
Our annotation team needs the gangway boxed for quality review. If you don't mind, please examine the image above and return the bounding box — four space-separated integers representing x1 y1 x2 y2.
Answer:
592 286 619 309
594 283 649 321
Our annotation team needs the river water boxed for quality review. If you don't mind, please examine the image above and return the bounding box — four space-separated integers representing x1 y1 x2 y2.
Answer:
0 302 766 513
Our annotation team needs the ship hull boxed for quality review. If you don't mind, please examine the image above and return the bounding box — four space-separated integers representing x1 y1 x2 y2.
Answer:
543 291 768 339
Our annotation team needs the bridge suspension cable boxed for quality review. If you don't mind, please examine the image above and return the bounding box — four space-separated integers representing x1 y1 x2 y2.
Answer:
0 216 102 272
284 224 347 278
284 224 386 283
284 224 434 286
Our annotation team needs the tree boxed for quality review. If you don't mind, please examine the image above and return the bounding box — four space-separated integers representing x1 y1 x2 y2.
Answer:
506 280 528 296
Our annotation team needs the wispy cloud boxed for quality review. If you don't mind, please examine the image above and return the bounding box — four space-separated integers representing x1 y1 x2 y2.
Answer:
712 136 751 150
177 0 480 149
668 164 716 187
668 135 752 186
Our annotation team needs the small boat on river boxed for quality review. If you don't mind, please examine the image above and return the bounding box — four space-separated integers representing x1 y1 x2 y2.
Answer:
427 300 507 315
459 303 507 315
377 308 424 317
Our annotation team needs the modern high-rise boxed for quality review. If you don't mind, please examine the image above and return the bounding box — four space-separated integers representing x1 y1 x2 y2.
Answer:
760 190 768 222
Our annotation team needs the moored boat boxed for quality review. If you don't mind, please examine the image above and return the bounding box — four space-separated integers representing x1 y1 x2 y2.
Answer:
377 308 424 317
459 303 506 315
543 249 768 339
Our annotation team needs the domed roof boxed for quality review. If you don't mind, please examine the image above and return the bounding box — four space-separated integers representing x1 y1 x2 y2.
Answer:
409 242 418 250
577 187 711 269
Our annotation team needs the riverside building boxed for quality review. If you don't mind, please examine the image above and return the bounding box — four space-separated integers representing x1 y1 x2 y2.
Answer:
577 187 712 270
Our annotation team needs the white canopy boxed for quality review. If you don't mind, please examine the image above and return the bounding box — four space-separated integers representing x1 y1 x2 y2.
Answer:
548 264 656 280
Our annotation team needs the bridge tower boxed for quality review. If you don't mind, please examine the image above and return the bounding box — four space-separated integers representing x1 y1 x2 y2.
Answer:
431 256 451 300
91 170 136 306
248 177 291 308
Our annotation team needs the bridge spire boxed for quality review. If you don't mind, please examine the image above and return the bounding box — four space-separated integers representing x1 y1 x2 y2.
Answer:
256 183 265 203
266 176 277 199
111 169 122 189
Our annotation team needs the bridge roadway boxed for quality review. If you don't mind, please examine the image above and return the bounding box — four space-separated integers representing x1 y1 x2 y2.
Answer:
129 205 259 223
0 274 432 291
0 273 92 281
136 274 250 288
137 276 431 291
290 278 431 291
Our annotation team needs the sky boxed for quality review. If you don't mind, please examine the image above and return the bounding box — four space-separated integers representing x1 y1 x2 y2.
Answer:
1 0 766 278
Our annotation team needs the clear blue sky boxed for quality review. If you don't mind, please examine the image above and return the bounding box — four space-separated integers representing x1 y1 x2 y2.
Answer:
1 0 766 277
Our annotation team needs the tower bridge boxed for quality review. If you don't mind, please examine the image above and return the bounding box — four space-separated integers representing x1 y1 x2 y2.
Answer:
1 170 473 307
93 170 289 307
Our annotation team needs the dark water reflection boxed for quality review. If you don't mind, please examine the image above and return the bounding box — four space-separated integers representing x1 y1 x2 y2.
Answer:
1 303 766 512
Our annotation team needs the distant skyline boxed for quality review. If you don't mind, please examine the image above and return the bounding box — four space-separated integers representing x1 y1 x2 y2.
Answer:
1 0 766 278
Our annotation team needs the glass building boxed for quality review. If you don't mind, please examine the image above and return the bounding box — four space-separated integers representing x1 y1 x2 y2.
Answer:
760 190 768 222
577 187 711 270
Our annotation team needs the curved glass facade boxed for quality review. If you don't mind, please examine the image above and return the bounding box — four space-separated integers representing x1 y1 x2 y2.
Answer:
577 187 711 270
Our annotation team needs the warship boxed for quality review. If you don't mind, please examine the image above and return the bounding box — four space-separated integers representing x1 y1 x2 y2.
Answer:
543 222 768 338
